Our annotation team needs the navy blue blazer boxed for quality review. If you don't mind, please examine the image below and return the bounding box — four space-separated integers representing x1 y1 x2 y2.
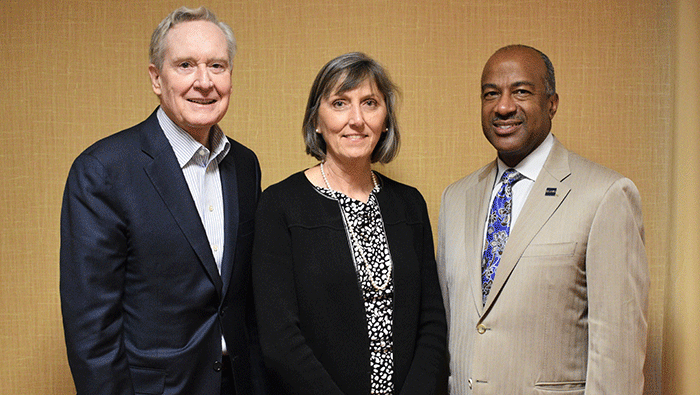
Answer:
60 109 265 394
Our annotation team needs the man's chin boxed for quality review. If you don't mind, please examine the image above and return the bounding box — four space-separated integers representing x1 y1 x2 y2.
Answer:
182 114 224 129
486 132 520 150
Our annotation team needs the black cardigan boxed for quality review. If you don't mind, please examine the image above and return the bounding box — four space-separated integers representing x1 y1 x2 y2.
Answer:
252 171 447 395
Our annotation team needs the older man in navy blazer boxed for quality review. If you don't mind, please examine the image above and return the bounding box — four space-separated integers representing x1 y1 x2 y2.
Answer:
60 7 265 395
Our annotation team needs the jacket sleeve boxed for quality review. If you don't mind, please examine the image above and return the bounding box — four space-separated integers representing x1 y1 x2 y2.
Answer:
60 153 134 395
247 157 271 395
251 188 345 395
584 177 649 394
399 194 448 395
436 187 451 331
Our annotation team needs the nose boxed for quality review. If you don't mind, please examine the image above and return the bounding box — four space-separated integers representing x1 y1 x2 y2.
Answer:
495 94 517 117
193 64 213 90
347 104 365 128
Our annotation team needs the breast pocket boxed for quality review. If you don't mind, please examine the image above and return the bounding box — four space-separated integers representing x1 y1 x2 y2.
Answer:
522 242 577 258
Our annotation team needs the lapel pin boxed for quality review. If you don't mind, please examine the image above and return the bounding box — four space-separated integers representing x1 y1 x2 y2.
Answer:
545 187 557 196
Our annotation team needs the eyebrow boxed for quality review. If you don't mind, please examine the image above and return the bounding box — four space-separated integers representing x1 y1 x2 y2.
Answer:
327 90 381 100
171 56 229 65
510 81 536 89
481 81 536 91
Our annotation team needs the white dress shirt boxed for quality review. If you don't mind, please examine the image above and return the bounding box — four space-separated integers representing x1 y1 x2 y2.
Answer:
157 107 230 352
483 133 554 244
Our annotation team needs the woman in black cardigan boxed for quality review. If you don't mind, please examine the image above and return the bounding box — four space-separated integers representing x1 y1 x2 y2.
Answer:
252 52 447 395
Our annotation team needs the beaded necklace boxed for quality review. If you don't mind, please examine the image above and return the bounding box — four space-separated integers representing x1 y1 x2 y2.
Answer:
320 162 391 291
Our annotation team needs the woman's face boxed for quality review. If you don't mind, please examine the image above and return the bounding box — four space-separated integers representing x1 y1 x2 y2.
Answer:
316 78 387 166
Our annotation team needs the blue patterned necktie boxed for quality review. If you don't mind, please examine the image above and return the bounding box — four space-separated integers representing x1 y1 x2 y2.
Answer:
482 169 524 305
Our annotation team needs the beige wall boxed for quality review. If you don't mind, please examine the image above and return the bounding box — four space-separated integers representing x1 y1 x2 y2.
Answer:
0 0 694 393
664 0 700 393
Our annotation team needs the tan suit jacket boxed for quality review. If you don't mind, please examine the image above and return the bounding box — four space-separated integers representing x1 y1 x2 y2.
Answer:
437 137 648 394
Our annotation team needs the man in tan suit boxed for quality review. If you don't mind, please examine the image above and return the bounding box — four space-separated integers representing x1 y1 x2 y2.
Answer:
437 45 649 394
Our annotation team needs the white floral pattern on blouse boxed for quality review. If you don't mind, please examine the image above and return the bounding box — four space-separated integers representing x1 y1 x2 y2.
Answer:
315 182 394 394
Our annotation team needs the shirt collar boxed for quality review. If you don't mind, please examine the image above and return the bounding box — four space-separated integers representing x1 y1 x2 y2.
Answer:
157 107 230 168
496 132 554 183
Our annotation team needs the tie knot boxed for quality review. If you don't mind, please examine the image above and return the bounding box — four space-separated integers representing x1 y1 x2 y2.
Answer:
500 168 524 186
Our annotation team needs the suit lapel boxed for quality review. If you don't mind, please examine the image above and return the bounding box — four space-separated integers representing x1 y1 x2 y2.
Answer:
219 147 238 297
140 113 224 295
483 138 571 311
468 163 498 315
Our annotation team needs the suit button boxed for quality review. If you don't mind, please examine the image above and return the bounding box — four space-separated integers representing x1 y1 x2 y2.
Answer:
476 324 487 334
468 378 473 389
213 360 223 372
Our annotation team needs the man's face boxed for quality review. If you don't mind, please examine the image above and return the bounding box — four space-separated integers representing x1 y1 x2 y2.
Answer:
148 20 231 141
480 47 558 167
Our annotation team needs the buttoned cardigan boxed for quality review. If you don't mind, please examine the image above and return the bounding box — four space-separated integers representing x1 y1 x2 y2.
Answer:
252 171 447 395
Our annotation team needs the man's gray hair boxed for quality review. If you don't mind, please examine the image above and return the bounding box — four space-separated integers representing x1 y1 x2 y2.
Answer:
149 6 236 70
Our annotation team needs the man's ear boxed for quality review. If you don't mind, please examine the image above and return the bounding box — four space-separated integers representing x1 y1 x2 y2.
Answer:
548 93 559 119
148 64 162 96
